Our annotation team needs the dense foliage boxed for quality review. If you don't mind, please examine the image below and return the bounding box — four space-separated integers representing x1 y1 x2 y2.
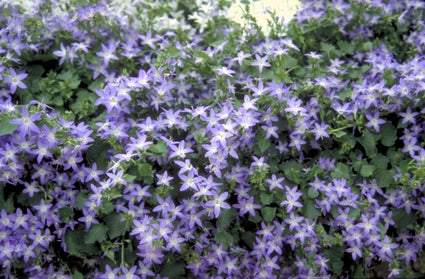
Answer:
1 0 425 278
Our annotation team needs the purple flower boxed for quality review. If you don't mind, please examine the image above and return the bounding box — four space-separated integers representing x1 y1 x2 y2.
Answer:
280 186 303 212
265 174 284 190
169 140 193 159
205 191 231 218
96 42 119 66
5 69 27 93
10 106 41 136
365 111 385 132
233 196 261 216
250 54 271 73
311 122 330 140
376 235 399 260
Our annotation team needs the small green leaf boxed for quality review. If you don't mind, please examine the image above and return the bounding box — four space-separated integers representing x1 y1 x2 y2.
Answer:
302 199 321 219
280 160 303 183
148 140 168 155
59 207 73 223
0 117 18 136
167 46 181 58
105 213 127 239
75 193 89 210
260 193 272 205
138 163 153 177
307 188 319 199
392 208 416 231
85 224 109 244
320 42 336 54
331 163 350 179
161 262 185 279
72 271 84 279
380 122 397 147
214 231 234 248
357 129 380 158
282 56 298 69
261 207 276 223
257 137 270 154
360 164 375 177
241 231 255 249
217 208 237 230
325 245 344 274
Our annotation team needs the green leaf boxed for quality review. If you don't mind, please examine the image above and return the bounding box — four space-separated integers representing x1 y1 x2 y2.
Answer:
261 207 276 223
392 208 416 231
138 163 153 177
4 193 15 213
241 231 255 249
376 168 395 188
320 42 336 54
302 199 321 219
75 193 89 210
360 164 375 177
59 207 73 223
72 271 84 279
260 193 273 205
148 140 168 155
357 129 380 158
214 231 234 248
65 229 101 257
282 56 298 69
167 46 181 58
217 208 237 230
104 212 127 239
85 224 109 244
380 122 397 147
257 137 270 154
0 116 18 136
86 140 110 171
307 188 319 199
325 245 344 274
160 262 185 279
280 160 303 183
331 163 350 179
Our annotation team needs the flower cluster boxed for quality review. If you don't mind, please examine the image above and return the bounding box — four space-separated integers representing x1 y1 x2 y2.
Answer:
1 0 425 278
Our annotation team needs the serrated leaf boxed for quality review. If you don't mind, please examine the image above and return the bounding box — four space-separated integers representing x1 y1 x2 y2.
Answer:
360 164 375 177
217 208 237 230
148 140 168 155
331 163 350 179
281 160 303 183
380 122 397 147
392 208 416 231
59 207 73 223
307 188 319 199
85 224 109 244
138 163 153 177
257 137 270 154
161 262 185 279
167 46 181 58
65 229 101 257
241 231 255 249
302 199 321 219
282 56 298 69
321 42 336 54
72 271 84 279
260 193 272 205
105 213 127 239
325 245 344 274
376 168 395 188
0 117 18 136
357 129 380 158
214 231 234 248
75 193 89 210
261 207 276 223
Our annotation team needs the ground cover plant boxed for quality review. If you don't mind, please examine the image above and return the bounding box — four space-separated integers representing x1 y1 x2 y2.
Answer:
1 0 425 278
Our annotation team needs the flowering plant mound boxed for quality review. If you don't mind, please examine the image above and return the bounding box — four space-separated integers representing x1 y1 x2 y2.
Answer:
1 0 425 278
